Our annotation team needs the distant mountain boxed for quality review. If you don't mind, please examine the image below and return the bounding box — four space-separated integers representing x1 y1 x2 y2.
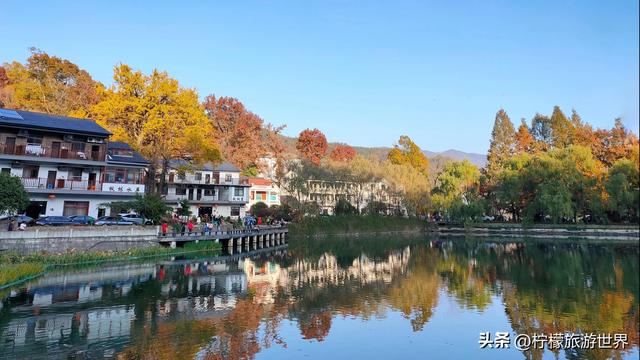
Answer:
278 135 487 168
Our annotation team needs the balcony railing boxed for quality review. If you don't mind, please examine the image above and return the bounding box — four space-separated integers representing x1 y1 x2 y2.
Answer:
21 177 102 191
1 142 105 162
167 175 249 185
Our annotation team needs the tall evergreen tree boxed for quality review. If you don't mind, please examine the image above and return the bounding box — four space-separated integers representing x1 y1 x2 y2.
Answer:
486 109 516 175
550 106 574 148
530 113 553 151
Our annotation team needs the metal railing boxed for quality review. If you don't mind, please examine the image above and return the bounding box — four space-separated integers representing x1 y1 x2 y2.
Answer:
1 142 105 162
20 177 102 191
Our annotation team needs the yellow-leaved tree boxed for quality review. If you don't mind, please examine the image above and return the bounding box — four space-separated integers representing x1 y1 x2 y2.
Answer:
88 64 221 192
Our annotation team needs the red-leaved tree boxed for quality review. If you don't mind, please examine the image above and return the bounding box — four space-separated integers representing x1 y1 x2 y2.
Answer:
329 144 356 162
296 128 328 165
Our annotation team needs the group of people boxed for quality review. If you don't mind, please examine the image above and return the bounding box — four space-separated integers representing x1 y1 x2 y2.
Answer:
159 213 281 236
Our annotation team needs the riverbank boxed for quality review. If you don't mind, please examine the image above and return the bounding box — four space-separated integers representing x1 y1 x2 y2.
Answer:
0 241 222 289
288 215 429 237
437 223 639 241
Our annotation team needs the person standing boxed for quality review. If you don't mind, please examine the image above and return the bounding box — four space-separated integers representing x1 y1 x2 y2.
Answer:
187 220 194 235
161 222 168 236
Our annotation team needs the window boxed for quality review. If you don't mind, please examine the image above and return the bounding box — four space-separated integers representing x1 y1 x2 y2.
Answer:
1 168 10 174
234 188 244 197
250 191 255 200
26 136 42 145
204 189 214 196
22 165 39 178
175 186 187 195
225 174 232 182
269 192 278 202
70 168 83 181
63 201 89 216
71 142 85 153
111 148 133 157
231 206 240 216
194 172 202 181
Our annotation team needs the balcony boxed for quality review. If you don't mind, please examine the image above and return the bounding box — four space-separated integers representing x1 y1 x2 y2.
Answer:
1 142 105 162
21 177 102 191
167 174 249 186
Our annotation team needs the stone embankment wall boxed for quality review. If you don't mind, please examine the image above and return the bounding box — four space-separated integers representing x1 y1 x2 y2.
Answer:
436 226 639 241
0 226 159 254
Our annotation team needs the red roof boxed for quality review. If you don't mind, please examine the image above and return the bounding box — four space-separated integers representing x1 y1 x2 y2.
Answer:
248 178 272 186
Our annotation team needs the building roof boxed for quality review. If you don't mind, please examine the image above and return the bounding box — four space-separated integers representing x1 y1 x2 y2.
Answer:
168 159 241 172
0 108 111 136
107 141 149 165
248 178 272 186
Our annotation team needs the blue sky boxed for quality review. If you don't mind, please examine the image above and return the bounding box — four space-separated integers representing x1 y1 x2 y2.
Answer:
2 0 638 154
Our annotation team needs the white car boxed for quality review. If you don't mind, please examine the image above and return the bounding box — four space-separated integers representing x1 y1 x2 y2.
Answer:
119 213 153 225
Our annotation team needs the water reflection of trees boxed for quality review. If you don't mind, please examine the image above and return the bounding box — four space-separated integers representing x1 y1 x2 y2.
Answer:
3 237 636 360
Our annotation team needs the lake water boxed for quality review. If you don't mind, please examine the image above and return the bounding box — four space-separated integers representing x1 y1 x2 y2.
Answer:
1 236 638 359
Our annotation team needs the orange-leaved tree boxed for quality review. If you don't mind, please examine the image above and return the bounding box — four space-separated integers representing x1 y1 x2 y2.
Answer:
329 144 356 162
297 128 328 165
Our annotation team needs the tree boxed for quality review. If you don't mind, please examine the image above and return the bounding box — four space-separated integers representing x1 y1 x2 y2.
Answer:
549 106 574 148
486 109 516 176
431 160 482 220
605 159 639 222
203 95 285 169
530 113 553 151
250 202 270 218
88 64 221 193
176 199 192 217
106 193 171 223
329 144 356 162
387 135 429 176
0 173 29 216
515 119 534 154
334 198 357 215
0 48 102 116
297 129 328 165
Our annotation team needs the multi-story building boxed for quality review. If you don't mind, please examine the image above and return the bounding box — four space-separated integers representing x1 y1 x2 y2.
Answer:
298 179 405 215
246 178 281 212
163 160 250 219
0 108 148 218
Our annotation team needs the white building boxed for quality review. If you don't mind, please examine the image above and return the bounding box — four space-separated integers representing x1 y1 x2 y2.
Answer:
246 177 281 212
162 160 250 219
0 108 148 218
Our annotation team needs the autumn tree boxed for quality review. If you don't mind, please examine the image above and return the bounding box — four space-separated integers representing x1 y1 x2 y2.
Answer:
88 64 220 192
203 95 284 170
297 128 328 165
387 135 429 176
515 119 534 153
329 144 356 162
0 48 101 116
530 113 553 152
486 109 516 176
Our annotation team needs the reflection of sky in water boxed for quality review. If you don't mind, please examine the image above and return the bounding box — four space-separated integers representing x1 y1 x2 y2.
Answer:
0 240 638 360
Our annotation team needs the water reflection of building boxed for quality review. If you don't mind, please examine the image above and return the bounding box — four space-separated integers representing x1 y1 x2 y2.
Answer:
278 247 411 290
0 258 255 359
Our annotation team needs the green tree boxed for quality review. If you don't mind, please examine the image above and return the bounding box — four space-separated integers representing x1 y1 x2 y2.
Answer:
530 113 553 151
431 160 482 220
387 135 429 176
605 159 640 222
176 199 192 217
250 202 270 218
334 198 357 215
549 105 574 148
0 173 29 216
106 193 171 223
486 109 516 176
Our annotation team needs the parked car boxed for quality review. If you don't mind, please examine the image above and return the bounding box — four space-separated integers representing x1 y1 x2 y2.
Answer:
13 215 36 225
35 216 76 226
95 216 135 226
119 213 153 225
69 215 96 225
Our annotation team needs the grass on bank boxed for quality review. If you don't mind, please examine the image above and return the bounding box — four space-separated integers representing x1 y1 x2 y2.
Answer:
0 241 221 288
289 215 428 236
